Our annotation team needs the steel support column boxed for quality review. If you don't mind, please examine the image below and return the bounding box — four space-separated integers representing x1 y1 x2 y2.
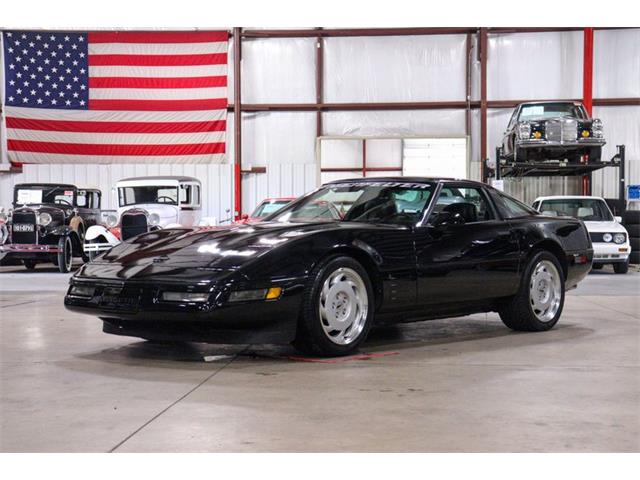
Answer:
479 28 488 183
582 27 594 196
233 27 242 219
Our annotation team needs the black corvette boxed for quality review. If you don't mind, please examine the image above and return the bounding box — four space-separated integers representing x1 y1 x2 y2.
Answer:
65 178 593 356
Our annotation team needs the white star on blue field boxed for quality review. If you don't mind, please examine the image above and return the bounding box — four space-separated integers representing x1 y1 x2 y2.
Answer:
3 31 89 109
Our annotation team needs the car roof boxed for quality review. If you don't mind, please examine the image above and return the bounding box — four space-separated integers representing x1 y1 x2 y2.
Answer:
324 176 474 185
534 195 606 202
15 183 77 189
519 100 584 106
118 175 200 183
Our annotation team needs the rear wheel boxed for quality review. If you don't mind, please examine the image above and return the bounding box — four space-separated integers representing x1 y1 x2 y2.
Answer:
499 251 565 332
591 263 603 270
57 236 73 273
294 256 374 357
23 259 37 270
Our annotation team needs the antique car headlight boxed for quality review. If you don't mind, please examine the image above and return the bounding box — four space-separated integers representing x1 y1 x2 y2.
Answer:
37 212 52 226
517 122 531 140
592 119 604 138
602 233 613 242
149 213 160 226
613 233 626 244
162 291 210 302
69 285 95 298
105 214 118 228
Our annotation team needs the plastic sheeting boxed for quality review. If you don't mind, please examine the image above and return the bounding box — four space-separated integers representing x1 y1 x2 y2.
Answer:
323 109 467 136
591 106 640 198
242 38 317 103
241 112 316 165
594 29 640 98
487 31 583 100
324 35 467 102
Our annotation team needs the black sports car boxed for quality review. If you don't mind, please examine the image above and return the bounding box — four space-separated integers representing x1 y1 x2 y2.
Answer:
501 101 605 163
65 178 593 356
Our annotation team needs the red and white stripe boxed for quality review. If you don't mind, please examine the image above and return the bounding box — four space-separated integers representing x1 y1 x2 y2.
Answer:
5 30 228 164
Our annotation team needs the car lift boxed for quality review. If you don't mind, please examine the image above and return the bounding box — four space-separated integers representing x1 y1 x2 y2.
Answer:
492 144 627 208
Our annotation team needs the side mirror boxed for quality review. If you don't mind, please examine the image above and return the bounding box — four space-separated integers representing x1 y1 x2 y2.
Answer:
615 216 622 223
432 211 465 228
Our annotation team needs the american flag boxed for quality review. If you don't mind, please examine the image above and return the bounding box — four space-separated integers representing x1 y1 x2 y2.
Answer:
1 30 228 164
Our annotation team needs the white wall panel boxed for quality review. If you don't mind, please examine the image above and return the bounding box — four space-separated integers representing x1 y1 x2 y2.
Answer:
488 32 583 100
320 139 362 169
323 109 467 137
594 29 640 98
242 112 316 165
366 139 402 168
242 38 316 103
324 35 467 102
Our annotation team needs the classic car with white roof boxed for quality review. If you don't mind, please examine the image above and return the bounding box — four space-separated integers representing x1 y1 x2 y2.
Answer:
532 195 630 273
84 176 207 259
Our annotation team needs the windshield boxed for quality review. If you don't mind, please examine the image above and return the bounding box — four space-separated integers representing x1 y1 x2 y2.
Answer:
118 186 179 207
538 198 613 222
251 200 292 218
518 103 587 121
14 186 75 206
267 182 435 225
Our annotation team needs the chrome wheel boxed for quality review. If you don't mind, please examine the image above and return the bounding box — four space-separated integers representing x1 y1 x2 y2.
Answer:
318 267 369 345
529 260 561 322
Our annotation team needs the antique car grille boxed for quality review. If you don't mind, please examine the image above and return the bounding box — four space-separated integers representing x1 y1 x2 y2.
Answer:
545 119 578 143
121 212 148 240
10 210 37 244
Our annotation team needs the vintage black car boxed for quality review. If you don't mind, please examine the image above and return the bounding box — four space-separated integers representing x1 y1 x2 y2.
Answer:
65 178 593 356
0 183 101 272
501 101 605 163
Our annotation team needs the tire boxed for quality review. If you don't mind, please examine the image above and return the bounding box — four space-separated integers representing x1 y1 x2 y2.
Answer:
631 237 640 251
23 259 37 270
613 261 629 274
57 236 73 273
294 255 374 357
623 210 640 226
629 251 640 265
626 225 640 237
591 263 603 270
499 250 565 332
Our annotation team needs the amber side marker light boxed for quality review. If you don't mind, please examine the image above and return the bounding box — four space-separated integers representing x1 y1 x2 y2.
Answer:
266 287 282 300
582 130 590 138
532 131 542 139
618 248 628 252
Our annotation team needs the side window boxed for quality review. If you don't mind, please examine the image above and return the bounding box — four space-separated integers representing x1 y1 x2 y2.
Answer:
497 192 538 219
429 186 495 224
93 192 101 209
76 191 87 208
193 185 200 206
180 185 192 205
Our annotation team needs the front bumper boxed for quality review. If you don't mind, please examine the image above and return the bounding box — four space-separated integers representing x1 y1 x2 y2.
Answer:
592 242 631 264
64 277 306 344
0 243 60 260
516 138 605 148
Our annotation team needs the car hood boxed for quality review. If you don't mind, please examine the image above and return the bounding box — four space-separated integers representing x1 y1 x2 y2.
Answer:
77 221 374 281
583 220 627 233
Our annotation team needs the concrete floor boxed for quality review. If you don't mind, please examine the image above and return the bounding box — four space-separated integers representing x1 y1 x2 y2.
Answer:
0 263 638 452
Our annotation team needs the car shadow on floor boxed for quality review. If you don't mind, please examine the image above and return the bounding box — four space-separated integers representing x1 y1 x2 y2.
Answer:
67 316 594 377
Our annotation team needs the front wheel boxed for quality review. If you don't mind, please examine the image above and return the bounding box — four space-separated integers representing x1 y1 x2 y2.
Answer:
499 251 565 332
57 236 73 273
613 261 629 274
23 259 37 270
294 256 374 357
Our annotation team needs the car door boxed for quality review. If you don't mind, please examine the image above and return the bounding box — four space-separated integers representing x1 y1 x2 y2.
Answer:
415 183 521 305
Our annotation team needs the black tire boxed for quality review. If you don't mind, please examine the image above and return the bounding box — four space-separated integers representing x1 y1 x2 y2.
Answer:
57 236 73 273
626 225 640 237
623 210 640 226
294 255 374 357
23 259 37 270
613 261 629 274
499 250 565 332
630 251 640 265
591 263 603 270
631 237 640 251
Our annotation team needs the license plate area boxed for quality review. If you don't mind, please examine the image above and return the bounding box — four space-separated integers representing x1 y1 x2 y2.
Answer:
99 286 141 312
13 223 35 232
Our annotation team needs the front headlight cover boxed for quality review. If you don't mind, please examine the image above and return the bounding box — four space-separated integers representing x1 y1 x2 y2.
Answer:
70 285 95 297
38 212 52 226
592 118 604 138
613 233 626 244
105 214 118 228
517 122 531 140
149 213 160 226
162 291 210 303
602 233 613 243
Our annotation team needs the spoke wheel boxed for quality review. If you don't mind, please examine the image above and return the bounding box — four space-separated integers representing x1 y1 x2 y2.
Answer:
318 267 369 346
529 260 562 322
